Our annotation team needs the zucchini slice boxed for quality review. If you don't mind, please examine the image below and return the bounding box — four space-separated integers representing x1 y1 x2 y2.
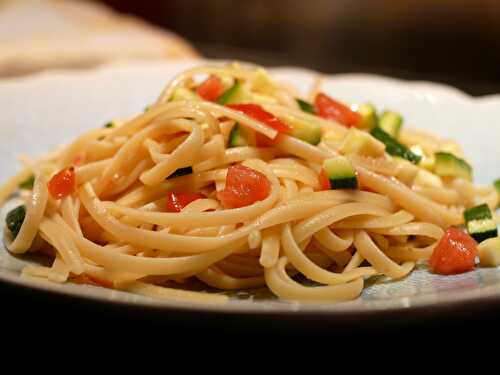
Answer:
464 203 498 243
434 152 472 181
6 205 26 239
167 167 193 179
296 99 316 114
370 127 421 164
228 123 251 147
379 111 403 138
323 156 358 190
357 103 378 131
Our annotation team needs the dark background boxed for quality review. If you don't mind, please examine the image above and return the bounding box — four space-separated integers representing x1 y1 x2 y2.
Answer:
102 0 500 96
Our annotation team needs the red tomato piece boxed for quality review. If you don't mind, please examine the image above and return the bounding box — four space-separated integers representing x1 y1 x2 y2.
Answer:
48 167 76 199
218 165 271 208
429 227 478 275
255 132 276 147
227 104 291 146
72 274 113 288
196 75 224 101
315 92 361 127
166 191 205 213
318 168 331 191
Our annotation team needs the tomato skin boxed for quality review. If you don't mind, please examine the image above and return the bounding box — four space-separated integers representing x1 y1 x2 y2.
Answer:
48 167 76 199
218 164 271 208
429 227 478 275
72 274 113 288
318 168 331 191
227 104 291 146
196 75 224 101
315 92 361 127
166 191 205 212
255 132 277 147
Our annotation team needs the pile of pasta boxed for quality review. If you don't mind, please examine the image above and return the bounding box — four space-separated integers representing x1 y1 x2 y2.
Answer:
1 63 498 304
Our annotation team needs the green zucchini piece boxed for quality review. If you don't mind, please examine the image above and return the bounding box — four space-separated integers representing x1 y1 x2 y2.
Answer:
379 111 403 138
296 99 316 114
323 156 358 190
464 203 498 243
370 127 421 164
228 123 250 147
19 175 35 190
357 103 378 131
434 152 472 181
217 81 251 105
281 115 321 145
6 205 26 239
167 167 193 179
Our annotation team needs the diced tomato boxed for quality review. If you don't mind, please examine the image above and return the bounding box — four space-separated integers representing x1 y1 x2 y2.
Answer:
255 132 276 147
318 168 331 191
166 191 205 212
218 164 271 208
72 274 113 288
429 227 478 275
315 92 361 127
196 75 224 101
48 167 76 199
227 103 291 146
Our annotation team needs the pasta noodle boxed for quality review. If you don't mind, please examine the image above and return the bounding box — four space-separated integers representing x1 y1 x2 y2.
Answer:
1 62 496 304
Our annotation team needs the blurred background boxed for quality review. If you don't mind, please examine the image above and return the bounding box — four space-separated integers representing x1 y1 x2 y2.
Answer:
1 0 500 94
103 0 500 96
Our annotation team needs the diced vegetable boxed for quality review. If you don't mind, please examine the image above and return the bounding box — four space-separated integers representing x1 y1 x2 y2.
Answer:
356 103 378 131
227 104 291 147
315 92 361 127
413 169 443 188
281 114 321 145
5 205 26 239
170 87 200 102
321 156 358 190
167 166 193 179
166 191 205 213
371 127 421 164
48 167 76 199
464 203 498 243
19 175 35 190
429 227 478 275
196 75 224 102
478 237 500 267
318 169 331 191
251 69 276 94
378 111 403 138
218 165 271 208
439 141 463 158
71 274 113 288
434 152 472 181
494 179 500 195
228 123 252 147
217 81 251 105
104 121 115 128
339 128 386 157
144 106 151 112
296 99 316 114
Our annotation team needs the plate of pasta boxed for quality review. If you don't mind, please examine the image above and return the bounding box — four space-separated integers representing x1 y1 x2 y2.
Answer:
1 59 500 315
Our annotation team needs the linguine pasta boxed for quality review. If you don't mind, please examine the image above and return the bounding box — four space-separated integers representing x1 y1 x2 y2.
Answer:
1 62 498 304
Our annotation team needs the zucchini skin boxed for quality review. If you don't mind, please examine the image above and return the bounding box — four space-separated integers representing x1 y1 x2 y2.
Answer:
6 205 26 239
464 203 498 243
371 127 421 164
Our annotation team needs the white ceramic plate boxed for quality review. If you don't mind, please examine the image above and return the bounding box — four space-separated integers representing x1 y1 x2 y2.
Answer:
1 59 499 315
